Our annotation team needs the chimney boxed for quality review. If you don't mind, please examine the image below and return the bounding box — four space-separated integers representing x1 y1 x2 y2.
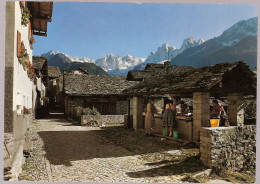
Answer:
164 61 170 74
164 60 170 67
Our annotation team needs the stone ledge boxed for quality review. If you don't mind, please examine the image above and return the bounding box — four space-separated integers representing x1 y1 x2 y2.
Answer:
81 115 124 126
200 125 256 171
4 140 25 181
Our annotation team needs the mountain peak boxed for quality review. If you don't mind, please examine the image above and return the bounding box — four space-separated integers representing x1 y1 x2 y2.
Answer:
123 54 134 59
183 36 195 42
179 36 204 52
49 50 60 55
217 17 257 46
197 39 205 45
181 36 195 48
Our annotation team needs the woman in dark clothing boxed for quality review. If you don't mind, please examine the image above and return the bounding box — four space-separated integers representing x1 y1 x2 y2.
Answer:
162 103 176 136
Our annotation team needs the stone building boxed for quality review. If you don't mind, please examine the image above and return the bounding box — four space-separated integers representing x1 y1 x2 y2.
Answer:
124 61 256 142
68 68 89 75
48 66 61 107
33 56 49 88
32 56 49 118
4 1 53 180
62 73 138 117
126 61 194 81
125 62 197 129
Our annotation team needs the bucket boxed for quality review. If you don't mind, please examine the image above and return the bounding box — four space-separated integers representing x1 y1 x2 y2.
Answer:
210 119 220 127
173 131 179 139
162 129 166 136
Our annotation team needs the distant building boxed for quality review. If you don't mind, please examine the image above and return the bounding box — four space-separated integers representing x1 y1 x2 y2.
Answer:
48 66 61 107
126 61 194 81
32 56 49 118
67 68 89 75
62 73 138 117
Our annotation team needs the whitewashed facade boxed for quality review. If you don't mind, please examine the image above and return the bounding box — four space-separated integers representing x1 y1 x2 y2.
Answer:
4 1 53 180
5 1 34 140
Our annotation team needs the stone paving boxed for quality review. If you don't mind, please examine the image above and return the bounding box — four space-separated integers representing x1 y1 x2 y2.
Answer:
18 117 206 183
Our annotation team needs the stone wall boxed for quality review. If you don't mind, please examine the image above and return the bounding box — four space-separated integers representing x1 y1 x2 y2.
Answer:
13 109 33 140
5 67 14 133
116 101 127 115
200 126 256 171
81 115 124 126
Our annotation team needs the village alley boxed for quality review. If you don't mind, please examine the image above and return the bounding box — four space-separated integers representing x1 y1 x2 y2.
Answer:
17 110 206 183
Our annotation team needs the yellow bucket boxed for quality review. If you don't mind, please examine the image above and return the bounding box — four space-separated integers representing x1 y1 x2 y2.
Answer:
210 119 220 127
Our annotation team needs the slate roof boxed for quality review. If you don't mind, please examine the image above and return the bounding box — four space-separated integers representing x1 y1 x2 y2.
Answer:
33 56 47 70
126 62 195 81
124 61 256 96
126 70 152 81
64 74 138 96
48 66 61 78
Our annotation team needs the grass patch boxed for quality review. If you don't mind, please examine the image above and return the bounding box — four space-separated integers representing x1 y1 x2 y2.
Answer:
210 167 256 183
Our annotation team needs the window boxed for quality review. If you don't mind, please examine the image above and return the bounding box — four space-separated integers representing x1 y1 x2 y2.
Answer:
17 92 22 115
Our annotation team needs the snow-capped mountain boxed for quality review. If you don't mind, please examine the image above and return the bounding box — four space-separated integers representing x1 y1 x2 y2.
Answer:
40 51 107 75
41 51 145 75
42 50 95 63
145 37 205 64
170 17 257 70
41 36 204 75
134 37 205 70
40 17 257 75
179 37 205 53
216 17 257 46
95 54 145 71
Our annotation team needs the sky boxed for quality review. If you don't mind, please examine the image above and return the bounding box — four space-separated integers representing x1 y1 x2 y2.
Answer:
33 2 258 60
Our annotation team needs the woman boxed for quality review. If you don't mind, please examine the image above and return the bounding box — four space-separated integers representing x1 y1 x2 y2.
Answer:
211 99 224 118
162 103 176 137
210 99 227 126
145 99 156 137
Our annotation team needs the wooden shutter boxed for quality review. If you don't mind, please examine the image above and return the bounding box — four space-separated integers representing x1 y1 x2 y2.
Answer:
17 31 21 58
28 22 32 40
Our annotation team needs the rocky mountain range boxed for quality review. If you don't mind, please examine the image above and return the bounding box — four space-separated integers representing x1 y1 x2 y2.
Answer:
41 51 145 76
40 17 257 75
170 17 257 70
41 51 107 75
133 37 205 70
96 54 145 76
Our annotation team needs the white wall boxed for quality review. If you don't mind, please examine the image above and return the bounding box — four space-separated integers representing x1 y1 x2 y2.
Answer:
13 2 33 111
37 76 46 102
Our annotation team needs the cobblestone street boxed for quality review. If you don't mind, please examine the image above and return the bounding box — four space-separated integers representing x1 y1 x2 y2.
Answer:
18 115 204 183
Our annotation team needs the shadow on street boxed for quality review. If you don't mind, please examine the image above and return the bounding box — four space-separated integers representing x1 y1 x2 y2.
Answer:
38 126 197 167
126 155 205 178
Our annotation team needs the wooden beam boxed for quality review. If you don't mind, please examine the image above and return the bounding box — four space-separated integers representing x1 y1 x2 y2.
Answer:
38 2 42 32
32 16 52 22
